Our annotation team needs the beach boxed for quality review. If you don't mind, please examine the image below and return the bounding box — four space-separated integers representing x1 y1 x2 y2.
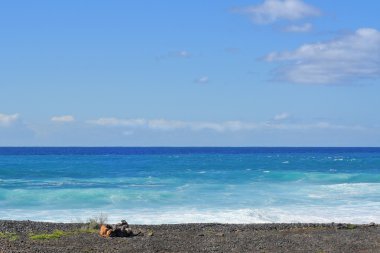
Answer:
0 220 379 252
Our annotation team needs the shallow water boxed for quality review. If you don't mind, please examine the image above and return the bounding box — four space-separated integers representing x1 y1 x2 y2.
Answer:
0 147 379 224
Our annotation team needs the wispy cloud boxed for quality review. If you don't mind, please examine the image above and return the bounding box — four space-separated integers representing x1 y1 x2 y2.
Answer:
122 130 134 136
283 23 312 32
235 0 320 24
156 50 191 61
148 119 187 130
88 118 146 127
51 115 75 123
273 112 290 121
176 50 191 58
265 28 380 84
88 117 365 132
0 113 19 127
195 76 209 84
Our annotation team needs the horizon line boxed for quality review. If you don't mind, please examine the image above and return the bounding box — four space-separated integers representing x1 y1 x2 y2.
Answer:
1 146 380 148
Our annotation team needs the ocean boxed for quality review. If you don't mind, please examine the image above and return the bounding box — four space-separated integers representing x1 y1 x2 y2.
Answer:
0 147 379 224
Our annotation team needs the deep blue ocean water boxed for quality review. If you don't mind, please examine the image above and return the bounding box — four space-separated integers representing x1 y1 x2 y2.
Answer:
1 147 380 224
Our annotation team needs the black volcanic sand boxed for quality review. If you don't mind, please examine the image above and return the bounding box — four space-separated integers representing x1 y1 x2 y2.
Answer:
0 220 379 253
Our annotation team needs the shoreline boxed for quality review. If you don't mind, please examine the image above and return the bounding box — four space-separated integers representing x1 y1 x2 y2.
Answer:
1 220 379 252
2 205 379 225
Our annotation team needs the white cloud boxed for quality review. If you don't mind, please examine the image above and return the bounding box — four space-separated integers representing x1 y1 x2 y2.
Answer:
148 119 187 130
0 113 19 127
51 115 75 123
88 117 364 132
236 0 320 24
265 28 380 84
88 118 146 127
195 76 209 84
265 122 365 131
283 23 312 32
274 113 290 121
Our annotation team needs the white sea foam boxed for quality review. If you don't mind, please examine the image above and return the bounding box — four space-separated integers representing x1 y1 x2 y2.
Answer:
322 183 380 194
1 204 379 224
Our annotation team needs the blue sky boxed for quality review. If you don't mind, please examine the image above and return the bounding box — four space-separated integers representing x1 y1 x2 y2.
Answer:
1 0 380 146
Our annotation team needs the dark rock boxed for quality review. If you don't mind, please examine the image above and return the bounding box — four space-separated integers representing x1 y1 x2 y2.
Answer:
99 220 135 237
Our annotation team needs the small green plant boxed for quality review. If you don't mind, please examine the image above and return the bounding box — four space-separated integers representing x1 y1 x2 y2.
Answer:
29 230 67 240
146 229 154 236
346 224 357 229
29 228 98 240
83 213 108 230
0 232 19 241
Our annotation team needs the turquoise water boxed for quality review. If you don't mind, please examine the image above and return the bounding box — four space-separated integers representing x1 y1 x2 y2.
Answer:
0 147 380 224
